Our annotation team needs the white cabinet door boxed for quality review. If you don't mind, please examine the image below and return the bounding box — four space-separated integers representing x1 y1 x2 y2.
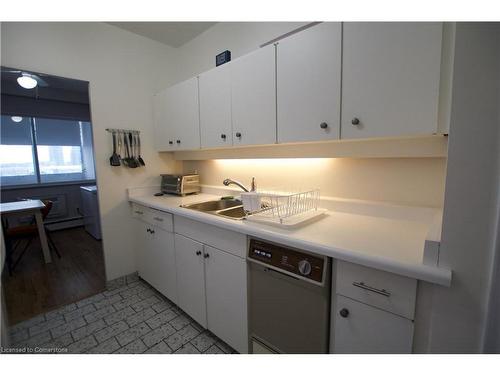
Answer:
199 63 233 148
204 246 248 353
153 89 173 151
174 234 207 327
231 44 276 146
150 228 177 304
341 22 443 139
277 22 341 143
155 77 200 151
135 220 155 286
333 295 414 353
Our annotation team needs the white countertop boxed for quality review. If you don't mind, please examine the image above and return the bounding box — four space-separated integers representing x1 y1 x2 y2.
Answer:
128 191 452 286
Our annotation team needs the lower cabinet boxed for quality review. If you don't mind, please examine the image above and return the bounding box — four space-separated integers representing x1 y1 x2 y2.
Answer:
204 245 248 353
333 295 414 353
331 261 416 353
174 234 248 353
135 219 177 304
174 234 207 327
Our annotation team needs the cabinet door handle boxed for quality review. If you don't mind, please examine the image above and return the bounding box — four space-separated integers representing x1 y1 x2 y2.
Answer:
235 132 242 138
221 134 226 140
352 281 391 297
153 217 164 222
339 308 349 318
203 253 210 258
134 210 143 215
319 122 328 129
196 251 202 256
150 229 155 234
169 140 173 145
176 140 181 144
351 117 360 125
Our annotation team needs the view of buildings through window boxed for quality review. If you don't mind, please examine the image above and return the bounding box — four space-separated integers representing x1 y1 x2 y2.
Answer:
0 115 95 185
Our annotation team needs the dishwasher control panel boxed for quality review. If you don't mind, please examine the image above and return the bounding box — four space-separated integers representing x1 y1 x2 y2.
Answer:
248 239 326 283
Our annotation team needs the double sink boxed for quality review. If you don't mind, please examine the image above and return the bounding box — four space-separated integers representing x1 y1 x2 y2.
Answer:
180 198 247 220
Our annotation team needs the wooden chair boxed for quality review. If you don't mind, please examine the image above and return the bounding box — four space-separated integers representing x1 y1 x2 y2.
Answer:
3 200 61 274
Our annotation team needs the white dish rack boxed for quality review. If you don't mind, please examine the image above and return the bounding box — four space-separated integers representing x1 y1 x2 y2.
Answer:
241 189 327 228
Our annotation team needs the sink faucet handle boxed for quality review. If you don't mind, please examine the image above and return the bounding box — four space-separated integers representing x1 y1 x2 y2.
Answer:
251 177 257 192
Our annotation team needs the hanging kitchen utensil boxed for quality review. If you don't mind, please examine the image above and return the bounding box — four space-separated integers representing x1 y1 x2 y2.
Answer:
117 130 123 161
125 131 138 168
130 132 141 166
137 133 145 166
109 131 121 166
121 131 130 167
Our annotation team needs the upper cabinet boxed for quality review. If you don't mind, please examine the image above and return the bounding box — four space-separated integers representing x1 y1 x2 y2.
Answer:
231 44 276 146
277 22 342 143
154 77 200 151
341 23 443 139
154 22 449 152
199 63 232 149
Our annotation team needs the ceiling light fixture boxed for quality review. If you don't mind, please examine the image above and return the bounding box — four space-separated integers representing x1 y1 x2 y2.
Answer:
11 116 23 123
17 73 38 89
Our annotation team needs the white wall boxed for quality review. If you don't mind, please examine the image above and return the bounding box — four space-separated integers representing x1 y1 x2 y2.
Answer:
483 52 500 353
1 22 182 280
427 23 500 353
175 22 307 82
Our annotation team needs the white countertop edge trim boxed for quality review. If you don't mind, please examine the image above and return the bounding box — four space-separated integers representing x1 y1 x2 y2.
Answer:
128 195 452 287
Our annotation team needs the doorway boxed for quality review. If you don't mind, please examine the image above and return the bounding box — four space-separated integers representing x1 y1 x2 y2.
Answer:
0 66 106 324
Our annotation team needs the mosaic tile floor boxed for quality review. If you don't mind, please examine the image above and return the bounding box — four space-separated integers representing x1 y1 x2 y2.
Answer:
6 273 236 354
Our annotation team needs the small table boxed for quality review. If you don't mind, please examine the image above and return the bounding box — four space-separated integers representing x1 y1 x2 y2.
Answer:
0 200 52 263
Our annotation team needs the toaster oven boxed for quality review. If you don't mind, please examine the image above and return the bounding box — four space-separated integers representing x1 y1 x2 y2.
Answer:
161 174 200 196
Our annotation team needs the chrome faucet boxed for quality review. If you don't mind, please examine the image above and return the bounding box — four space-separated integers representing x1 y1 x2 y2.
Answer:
223 177 256 192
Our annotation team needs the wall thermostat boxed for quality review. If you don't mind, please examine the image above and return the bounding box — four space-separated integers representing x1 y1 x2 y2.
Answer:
216 50 231 66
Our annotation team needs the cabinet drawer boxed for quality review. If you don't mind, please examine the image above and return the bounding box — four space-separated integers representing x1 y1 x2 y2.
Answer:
131 203 173 232
174 216 246 258
131 203 150 220
148 208 173 232
333 295 414 353
336 261 417 319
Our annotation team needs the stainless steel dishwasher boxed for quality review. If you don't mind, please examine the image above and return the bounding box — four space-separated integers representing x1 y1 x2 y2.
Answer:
248 238 331 354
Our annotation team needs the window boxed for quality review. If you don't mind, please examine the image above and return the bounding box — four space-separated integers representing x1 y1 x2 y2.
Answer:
0 115 96 186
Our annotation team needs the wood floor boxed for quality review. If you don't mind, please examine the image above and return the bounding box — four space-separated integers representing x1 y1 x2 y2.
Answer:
2 226 106 325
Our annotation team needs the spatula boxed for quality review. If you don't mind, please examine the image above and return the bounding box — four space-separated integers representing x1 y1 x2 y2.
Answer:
109 131 121 166
137 133 145 166
125 132 138 168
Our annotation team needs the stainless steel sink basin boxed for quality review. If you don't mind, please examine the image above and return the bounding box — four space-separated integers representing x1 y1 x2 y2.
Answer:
216 206 246 219
180 199 247 220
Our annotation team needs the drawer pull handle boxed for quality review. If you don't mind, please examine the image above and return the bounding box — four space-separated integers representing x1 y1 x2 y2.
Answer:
134 211 143 215
352 281 391 297
153 217 164 222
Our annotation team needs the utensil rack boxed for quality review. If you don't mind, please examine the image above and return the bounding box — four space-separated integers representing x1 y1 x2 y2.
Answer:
105 128 140 134
106 128 145 168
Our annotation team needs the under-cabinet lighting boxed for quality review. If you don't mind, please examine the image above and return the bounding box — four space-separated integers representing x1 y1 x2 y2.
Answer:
214 158 331 167
11 116 23 123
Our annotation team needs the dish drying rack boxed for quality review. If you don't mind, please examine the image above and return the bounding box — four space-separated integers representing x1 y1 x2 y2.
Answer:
242 189 327 228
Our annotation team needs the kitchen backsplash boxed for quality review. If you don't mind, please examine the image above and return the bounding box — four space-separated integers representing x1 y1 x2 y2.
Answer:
182 157 446 208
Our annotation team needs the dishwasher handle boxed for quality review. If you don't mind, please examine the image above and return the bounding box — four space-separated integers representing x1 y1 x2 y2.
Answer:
263 266 300 281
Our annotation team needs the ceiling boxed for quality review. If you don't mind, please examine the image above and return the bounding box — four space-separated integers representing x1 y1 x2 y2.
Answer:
108 22 216 48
